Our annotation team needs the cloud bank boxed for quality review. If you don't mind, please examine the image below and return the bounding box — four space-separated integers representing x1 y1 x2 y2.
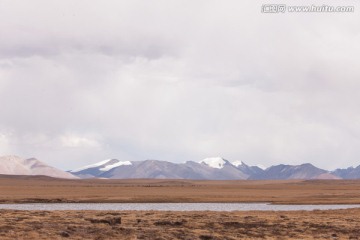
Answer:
0 0 360 170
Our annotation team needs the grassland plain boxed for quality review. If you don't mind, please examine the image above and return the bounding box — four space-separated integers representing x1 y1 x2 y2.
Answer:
1 176 360 239
2 176 360 204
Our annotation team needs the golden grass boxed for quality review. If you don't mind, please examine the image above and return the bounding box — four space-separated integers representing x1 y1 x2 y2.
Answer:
1 176 360 204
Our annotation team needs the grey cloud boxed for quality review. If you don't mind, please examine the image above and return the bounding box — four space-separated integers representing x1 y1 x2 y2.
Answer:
0 37 178 60
0 0 360 170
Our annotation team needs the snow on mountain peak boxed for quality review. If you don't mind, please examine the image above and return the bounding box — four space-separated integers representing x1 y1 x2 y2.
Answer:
200 157 227 169
71 159 133 173
99 160 132 171
231 160 243 167
70 159 113 173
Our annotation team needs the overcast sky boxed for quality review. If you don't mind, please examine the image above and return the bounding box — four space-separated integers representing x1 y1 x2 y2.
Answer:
0 0 360 170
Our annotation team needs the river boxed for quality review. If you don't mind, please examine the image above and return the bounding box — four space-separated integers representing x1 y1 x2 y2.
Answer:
0 203 359 211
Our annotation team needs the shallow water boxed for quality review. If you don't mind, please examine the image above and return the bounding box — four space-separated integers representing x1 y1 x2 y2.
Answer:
0 203 360 211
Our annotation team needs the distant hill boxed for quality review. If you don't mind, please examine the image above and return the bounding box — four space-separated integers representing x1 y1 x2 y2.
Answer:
0 155 77 179
249 163 338 180
332 166 360 179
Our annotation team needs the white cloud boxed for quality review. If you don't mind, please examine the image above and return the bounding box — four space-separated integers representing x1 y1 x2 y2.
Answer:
0 1 360 170
60 134 101 148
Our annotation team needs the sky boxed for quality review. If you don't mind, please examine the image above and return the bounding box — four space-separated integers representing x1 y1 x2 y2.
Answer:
0 0 360 170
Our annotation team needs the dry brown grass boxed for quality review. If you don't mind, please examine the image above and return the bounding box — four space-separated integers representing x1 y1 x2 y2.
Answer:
1 175 360 204
2 176 360 239
1 209 360 239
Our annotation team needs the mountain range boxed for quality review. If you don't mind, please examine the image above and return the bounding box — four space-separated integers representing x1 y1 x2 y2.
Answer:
0 155 359 180
69 157 349 180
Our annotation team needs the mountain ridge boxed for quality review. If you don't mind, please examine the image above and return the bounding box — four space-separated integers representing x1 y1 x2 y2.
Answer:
1 155 358 180
70 157 347 180
0 155 77 179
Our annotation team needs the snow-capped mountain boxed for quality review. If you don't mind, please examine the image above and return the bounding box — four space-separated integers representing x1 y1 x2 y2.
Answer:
199 157 228 169
0 155 77 179
71 158 132 172
101 160 201 179
197 157 249 179
70 159 132 178
71 157 251 180
232 160 264 177
2 155 357 180
198 157 264 177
